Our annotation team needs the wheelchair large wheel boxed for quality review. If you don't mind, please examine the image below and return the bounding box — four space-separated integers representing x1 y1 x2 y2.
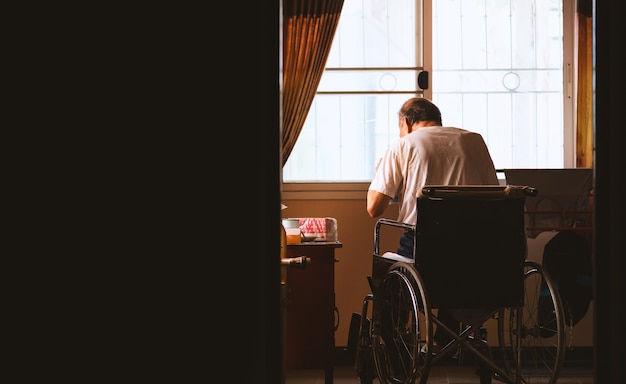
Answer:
354 295 376 384
497 260 566 384
371 262 432 384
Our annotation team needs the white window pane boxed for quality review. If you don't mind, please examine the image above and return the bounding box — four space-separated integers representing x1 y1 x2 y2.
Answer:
284 0 568 183
318 70 419 93
283 94 407 182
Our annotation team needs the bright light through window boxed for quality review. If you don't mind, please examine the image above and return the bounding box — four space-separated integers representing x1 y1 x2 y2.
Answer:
283 0 570 183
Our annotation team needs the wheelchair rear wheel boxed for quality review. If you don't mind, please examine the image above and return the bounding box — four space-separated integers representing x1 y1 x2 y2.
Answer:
497 260 566 384
371 262 433 384
354 306 376 384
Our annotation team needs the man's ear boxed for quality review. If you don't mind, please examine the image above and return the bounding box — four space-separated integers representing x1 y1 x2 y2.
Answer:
401 116 410 130
403 116 410 126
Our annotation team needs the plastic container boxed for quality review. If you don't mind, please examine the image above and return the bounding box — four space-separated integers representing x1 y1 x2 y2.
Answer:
282 219 301 244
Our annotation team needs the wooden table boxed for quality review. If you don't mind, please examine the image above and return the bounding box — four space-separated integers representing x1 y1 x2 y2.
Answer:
284 241 342 384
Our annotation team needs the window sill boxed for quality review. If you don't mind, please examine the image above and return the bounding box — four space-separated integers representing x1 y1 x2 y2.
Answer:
281 182 369 200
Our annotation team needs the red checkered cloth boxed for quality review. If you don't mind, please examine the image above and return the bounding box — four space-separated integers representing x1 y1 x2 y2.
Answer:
297 217 338 241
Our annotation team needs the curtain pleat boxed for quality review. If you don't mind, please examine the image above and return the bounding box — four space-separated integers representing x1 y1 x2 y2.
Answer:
576 12 593 168
282 0 344 166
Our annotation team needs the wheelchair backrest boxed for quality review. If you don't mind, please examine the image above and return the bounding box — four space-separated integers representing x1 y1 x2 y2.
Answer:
414 185 533 309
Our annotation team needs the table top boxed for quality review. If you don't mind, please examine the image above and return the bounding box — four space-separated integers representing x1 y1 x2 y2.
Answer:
286 241 342 248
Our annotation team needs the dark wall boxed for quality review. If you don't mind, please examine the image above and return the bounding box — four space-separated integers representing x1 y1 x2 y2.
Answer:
592 1 625 383
257 1 282 383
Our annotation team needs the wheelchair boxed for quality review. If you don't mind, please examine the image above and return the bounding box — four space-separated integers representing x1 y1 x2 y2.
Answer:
349 185 566 384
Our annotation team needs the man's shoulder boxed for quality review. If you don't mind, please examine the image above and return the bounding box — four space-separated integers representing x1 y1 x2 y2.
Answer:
442 126 472 133
446 126 485 138
416 126 474 136
419 125 467 132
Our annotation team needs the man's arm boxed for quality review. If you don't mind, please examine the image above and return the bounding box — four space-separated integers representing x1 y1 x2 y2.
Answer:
367 189 392 218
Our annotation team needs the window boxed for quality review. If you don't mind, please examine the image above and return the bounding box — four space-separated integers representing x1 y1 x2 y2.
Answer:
282 0 574 183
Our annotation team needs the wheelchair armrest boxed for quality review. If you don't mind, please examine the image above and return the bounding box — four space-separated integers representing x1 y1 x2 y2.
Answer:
374 218 415 256
420 184 538 198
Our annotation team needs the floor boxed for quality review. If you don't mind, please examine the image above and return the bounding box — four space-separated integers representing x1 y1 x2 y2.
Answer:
285 364 593 384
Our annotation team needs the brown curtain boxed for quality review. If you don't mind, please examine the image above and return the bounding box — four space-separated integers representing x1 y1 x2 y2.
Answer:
282 0 344 166
576 0 593 168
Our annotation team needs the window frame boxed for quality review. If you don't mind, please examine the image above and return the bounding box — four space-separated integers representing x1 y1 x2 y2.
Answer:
282 0 576 195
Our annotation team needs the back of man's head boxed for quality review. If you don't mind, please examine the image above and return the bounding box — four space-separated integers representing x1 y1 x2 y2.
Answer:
399 97 443 126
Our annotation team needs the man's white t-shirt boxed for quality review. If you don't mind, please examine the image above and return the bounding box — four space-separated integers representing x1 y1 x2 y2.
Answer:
368 126 499 224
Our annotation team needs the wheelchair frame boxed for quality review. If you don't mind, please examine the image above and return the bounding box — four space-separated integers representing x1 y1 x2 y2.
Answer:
351 185 566 384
